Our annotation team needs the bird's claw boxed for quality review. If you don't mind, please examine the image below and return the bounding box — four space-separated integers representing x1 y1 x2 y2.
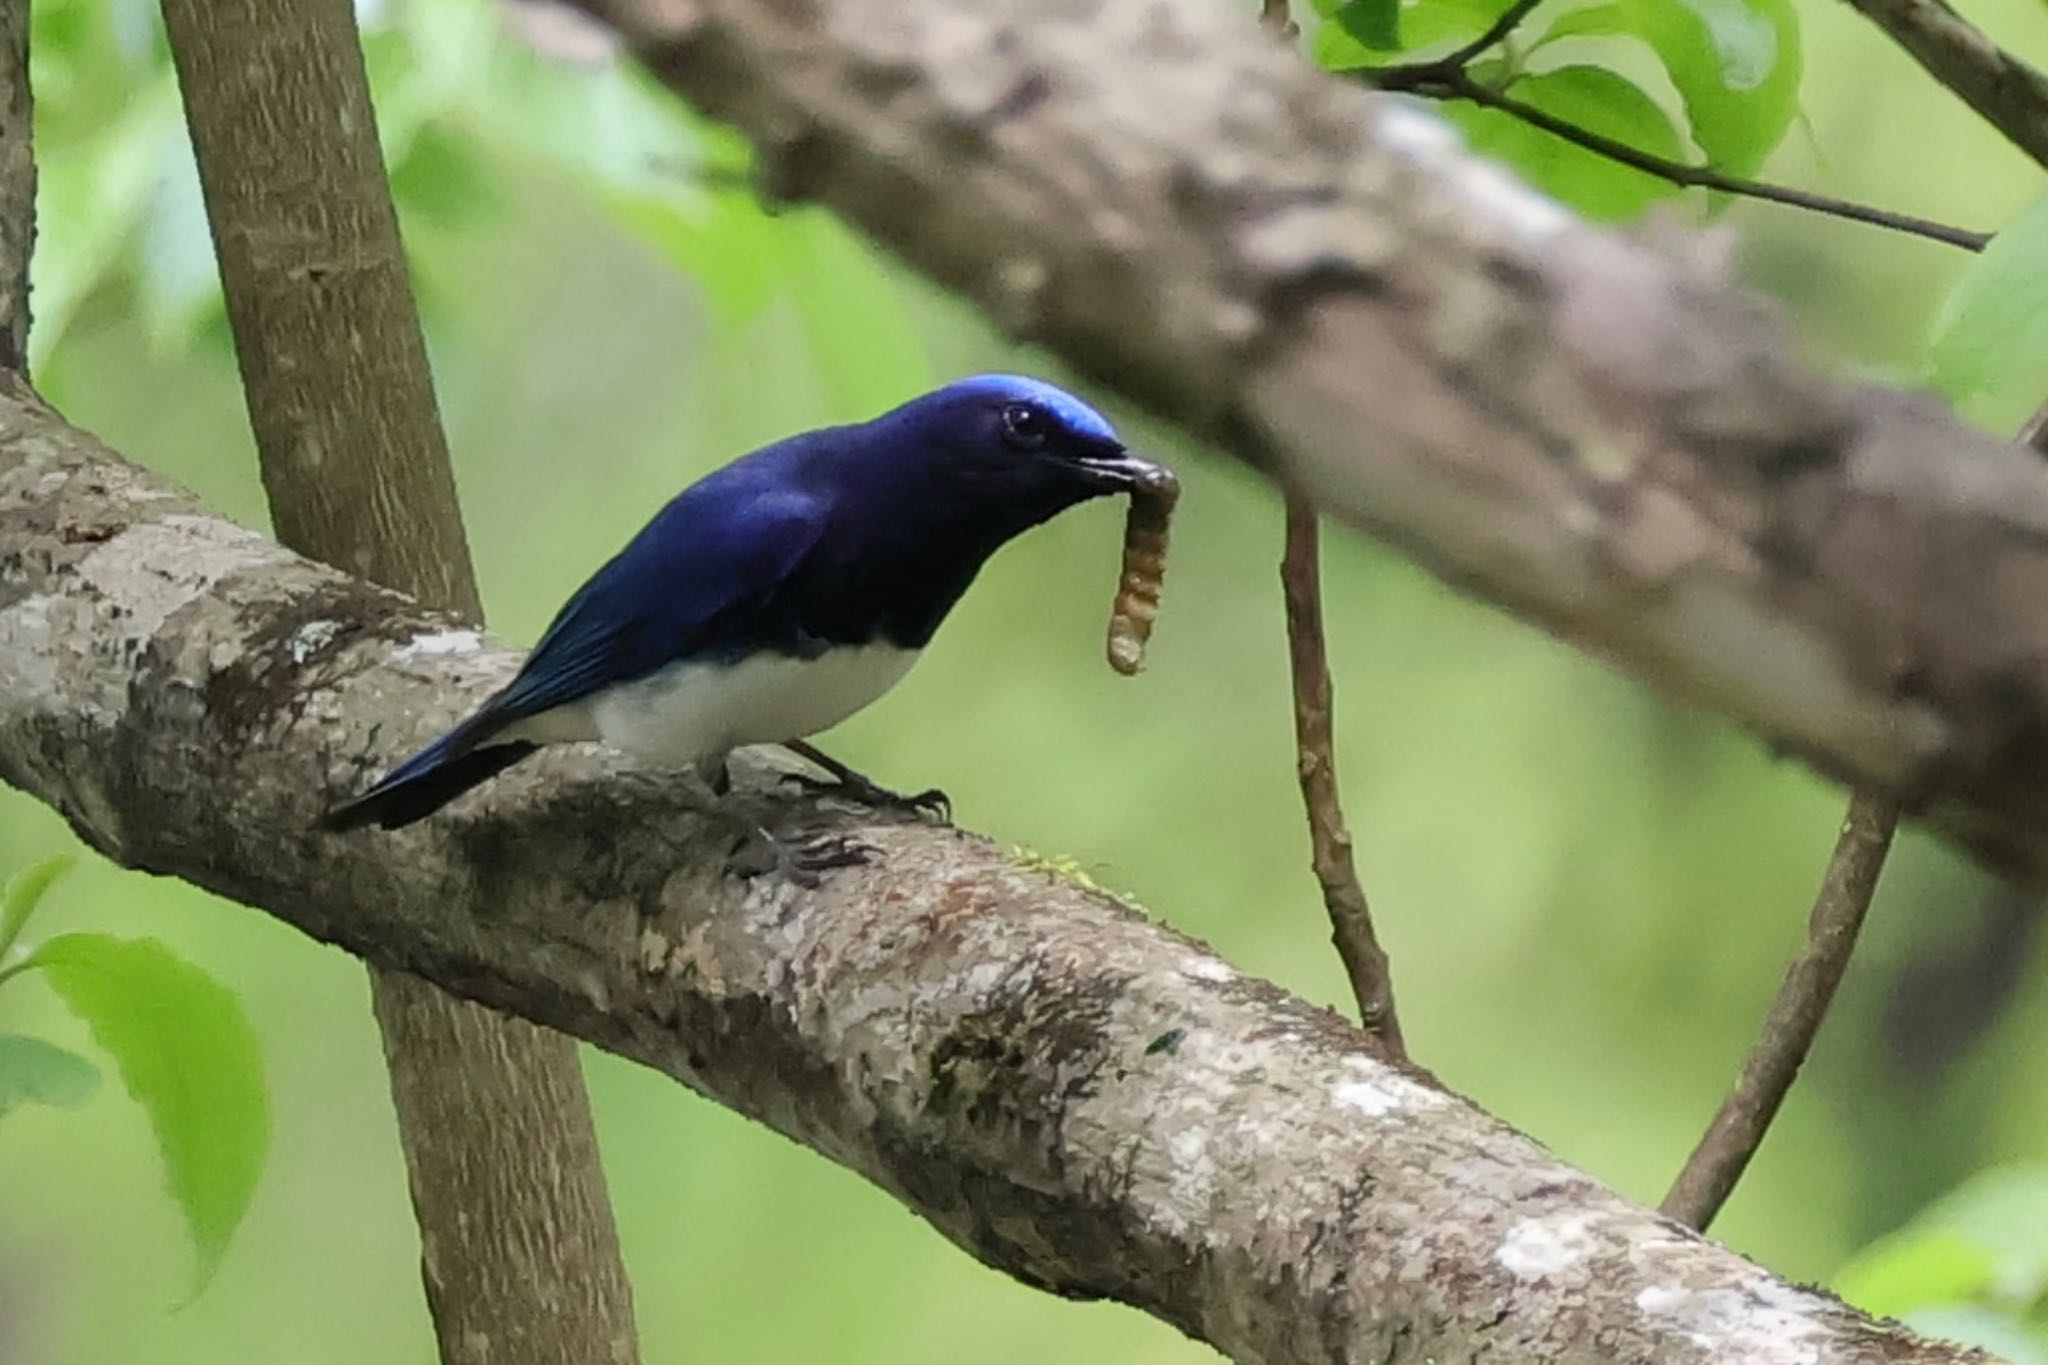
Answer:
780 770 950 823
725 825 877 887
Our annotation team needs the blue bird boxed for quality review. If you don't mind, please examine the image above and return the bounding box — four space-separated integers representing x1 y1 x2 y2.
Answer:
322 374 1166 841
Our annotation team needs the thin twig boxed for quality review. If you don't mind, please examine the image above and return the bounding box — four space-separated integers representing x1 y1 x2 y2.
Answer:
1281 493 1406 1058
1438 0 1545 69
2022 400 2048 452
1659 788 1901 1230
1841 0 2048 172
1261 0 1405 1059
1661 394 2048 1232
1364 66 1990 252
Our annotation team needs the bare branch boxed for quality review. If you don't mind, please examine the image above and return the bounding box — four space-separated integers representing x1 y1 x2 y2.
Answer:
1282 495 1405 1056
1660 788 1901 1230
1261 0 1403 1062
157 0 640 1357
1842 0 2048 171
0 0 33 373
1364 66 1990 252
0 391 1991 1365
1663 385 2048 1231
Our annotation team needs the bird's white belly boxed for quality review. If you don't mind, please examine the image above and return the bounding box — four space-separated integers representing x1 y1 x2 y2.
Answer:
579 645 920 763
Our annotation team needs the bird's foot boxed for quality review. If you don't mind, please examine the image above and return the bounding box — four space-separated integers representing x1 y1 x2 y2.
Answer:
780 770 950 822
779 740 950 822
724 821 876 888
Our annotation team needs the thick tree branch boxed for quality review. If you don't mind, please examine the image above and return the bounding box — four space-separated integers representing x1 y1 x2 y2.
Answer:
1842 0 2048 171
562 0 2048 889
157 0 640 1357
0 386 1988 1364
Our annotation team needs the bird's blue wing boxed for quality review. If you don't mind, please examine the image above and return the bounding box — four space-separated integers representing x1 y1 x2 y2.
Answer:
321 480 828 832
479 480 830 729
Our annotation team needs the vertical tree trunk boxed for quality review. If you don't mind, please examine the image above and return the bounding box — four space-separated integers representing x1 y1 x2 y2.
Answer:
156 1 642 1360
0 0 31 374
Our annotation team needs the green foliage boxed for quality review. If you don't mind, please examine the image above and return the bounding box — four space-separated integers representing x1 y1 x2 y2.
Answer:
0 854 73 960
1927 188 2048 403
2 855 269 1297
25 933 270 1293
1837 1166 2048 1360
27 0 735 373
1617 0 1801 177
1313 0 1803 222
0 1033 102 1116
1332 0 1403 53
1442 65 1686 220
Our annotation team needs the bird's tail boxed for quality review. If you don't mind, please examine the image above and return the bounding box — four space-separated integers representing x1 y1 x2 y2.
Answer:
320 721 538 832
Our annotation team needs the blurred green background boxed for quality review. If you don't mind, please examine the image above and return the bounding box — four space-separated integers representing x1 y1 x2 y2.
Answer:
6 0 2048 1359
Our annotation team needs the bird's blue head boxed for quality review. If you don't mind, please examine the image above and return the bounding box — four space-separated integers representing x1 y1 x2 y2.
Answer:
861 374 1163 536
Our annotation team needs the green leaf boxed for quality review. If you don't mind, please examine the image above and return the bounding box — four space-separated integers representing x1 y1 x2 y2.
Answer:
1332 0 1403 52
1313 17 1384 70
0 1034 102 1117
27 933 269 1292
1620 0 1801 175
1442 65 1686 220
1531 1 1629 46
389 120 503 232
1928 190 2048 403
0 856 73 962
1401 0 1517 52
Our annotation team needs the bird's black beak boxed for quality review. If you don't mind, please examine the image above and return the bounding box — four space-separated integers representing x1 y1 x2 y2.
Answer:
1070 447 1179 497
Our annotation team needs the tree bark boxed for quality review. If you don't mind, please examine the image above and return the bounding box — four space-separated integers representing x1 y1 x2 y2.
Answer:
560 0 2048 889
0 0 31 374
156 1 639 1359
0 387 1988 1364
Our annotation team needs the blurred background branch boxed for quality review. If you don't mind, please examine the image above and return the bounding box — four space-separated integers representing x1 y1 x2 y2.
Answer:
1841 0 2048 169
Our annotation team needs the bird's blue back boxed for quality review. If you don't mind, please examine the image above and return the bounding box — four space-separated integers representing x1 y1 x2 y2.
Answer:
487 400 1081 731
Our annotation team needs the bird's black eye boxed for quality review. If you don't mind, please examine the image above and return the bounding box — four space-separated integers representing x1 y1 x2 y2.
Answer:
1000 402 1052 452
